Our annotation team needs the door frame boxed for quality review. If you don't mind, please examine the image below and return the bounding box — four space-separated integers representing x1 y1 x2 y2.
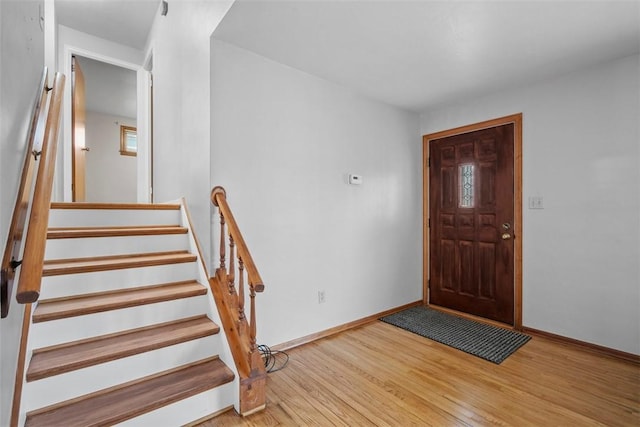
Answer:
60 43 152 203
423 113 523 329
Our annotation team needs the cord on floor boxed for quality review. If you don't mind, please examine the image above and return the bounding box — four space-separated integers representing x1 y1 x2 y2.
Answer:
258 344 289 373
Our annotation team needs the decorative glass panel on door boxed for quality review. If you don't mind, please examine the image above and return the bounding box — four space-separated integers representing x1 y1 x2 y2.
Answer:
459 164 474 208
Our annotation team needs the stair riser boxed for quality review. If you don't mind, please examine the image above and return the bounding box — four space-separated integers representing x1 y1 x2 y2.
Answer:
48 208 182 228
28 295 212 349
115 381 237 427
38 263 200 299
22 335 224 413
44 234 190 260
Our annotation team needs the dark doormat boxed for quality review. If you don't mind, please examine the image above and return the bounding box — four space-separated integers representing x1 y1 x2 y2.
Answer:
380 306 530 364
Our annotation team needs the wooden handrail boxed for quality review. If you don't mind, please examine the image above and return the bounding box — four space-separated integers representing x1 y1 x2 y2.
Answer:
211 187 265 293
15 72 66 304
1 68 49 318
210 186 267 415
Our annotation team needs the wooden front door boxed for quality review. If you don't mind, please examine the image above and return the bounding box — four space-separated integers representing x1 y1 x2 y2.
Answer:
72 56 86 202
426 117 519 325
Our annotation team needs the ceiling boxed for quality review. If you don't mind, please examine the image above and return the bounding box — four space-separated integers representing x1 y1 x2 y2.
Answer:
76 56 137 119
55 0 640 113
213 0 640 112
56 0 160 50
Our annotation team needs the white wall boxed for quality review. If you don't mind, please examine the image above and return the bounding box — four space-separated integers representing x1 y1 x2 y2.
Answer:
420 54 640 355
211 40 422 347
43 0 56 78
0 1 44 424
85 112 137 202
145 0 234 271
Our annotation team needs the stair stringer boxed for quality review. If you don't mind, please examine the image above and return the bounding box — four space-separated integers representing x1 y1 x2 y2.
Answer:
13 201 241 426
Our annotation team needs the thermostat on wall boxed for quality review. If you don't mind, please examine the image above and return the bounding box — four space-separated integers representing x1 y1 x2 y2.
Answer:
348 174 363 185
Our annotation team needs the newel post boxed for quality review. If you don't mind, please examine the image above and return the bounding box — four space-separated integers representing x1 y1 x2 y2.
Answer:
212 186 227 271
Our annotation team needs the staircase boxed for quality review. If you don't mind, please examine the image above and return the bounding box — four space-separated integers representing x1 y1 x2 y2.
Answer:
16 201 240 426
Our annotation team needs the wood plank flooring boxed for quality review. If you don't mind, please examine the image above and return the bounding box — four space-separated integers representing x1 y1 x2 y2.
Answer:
205 320 639 426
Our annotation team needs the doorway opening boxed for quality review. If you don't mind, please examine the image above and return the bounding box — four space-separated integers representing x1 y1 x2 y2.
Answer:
423 114 523 328
61 45 152 204
72 55 138 203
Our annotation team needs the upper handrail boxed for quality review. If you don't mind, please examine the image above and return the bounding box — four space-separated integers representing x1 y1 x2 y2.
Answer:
1 68 49 318
15 72 66 305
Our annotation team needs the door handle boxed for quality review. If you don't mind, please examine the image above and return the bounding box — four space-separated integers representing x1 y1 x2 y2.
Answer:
81 147 90 152
501 233 512 240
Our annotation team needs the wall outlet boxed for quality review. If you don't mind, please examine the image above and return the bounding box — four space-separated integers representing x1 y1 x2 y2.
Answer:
318 290 326 304
528 196 544 209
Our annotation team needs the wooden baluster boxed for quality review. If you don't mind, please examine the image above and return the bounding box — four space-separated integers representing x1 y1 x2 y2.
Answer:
249 283 257 352
238 256 245 321
228 235 236 296
219 213 226 269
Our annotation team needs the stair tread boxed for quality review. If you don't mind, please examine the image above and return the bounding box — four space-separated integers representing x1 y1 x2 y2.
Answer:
25 357 235 427
43 250 197 276
47 225 188 239
27 315 219 381
50 202 181 210
32 281 207 323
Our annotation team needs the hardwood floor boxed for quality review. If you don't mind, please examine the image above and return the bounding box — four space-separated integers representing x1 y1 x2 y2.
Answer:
202 321 639 426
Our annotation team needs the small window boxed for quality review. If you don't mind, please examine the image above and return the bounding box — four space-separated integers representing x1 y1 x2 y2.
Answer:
120 125 137 156
459 163 474 208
